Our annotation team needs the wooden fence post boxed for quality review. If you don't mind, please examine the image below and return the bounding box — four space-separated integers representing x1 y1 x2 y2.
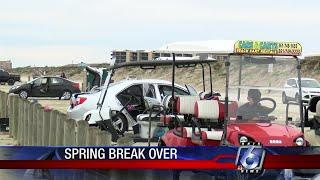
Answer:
36 106 44 146
17 98 24 145
76 120 88 146
55 113 66 146
63 119 76 146
8 94 14 137
12 96 19 139
32 103 40 146
42 109 51 146
49 110 59 146
23 99 28 145
28 102 36 145
86 127 99 146
4 92 8 118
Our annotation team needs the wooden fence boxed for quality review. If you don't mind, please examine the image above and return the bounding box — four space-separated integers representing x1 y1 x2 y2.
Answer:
0 91 112 146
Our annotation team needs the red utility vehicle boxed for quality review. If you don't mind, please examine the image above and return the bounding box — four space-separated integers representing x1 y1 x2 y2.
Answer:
159 41 309 147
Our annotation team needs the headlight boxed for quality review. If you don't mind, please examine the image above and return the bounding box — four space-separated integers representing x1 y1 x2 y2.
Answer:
295 137 304 146
239 136 248 144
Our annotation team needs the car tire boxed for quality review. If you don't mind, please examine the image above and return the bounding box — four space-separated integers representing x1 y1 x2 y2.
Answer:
282 92 288 104
19 90 28 99
111 113 128 134
7 79 15 86
61 90 72 100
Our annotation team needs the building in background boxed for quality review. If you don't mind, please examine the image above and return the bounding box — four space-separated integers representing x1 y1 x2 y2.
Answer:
0 60 12 70
111 40 234 63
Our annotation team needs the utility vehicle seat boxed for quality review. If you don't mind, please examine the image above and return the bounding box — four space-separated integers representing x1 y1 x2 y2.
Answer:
194 100 221 120
175 100 223 142
176 96 200 115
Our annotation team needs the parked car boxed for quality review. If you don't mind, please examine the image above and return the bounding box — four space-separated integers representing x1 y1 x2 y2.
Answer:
9 76 81 99
67 79 196 134
0 69 20 85
282 78 320 103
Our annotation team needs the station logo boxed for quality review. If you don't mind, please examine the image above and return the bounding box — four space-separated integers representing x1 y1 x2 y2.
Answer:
235 142 265 173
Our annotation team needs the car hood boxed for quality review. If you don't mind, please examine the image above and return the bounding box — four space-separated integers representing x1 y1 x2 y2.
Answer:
9 83 29 91
227 122 304 146
302 87 320 93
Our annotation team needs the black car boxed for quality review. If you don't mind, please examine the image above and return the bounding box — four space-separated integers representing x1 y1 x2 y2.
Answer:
9 76 81 99
0 69 20 85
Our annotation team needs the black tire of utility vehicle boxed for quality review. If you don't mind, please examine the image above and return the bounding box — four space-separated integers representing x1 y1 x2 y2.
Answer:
7 79 15 86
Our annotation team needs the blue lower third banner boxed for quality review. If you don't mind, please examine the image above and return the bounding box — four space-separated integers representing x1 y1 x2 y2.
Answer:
0 146 320 169
0 146 320 179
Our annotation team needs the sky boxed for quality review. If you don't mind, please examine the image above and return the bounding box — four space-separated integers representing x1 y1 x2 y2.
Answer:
1 0 320 67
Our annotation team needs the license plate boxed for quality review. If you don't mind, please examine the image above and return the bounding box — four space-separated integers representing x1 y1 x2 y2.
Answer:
5 127 9 131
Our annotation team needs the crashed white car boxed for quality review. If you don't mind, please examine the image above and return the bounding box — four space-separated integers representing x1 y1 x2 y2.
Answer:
68 78 195 133
282 78 320 103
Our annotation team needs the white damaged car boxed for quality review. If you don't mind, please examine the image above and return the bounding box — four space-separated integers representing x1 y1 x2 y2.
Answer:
68 78 195 134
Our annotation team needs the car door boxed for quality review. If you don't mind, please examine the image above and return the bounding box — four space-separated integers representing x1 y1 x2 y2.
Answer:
31 77 49 97
116 84 145 120
286 79 298 98
85 66 102 91
48 77 64 97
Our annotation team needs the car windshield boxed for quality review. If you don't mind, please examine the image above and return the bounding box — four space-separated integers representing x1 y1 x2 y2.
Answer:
227 56 302 125
301 79 320 88
27 78 39 84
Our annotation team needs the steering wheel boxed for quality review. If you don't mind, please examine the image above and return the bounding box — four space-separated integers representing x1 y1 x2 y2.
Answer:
256 97 277 116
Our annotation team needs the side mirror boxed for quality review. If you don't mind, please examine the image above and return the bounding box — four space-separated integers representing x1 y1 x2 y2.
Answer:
292 84 298 88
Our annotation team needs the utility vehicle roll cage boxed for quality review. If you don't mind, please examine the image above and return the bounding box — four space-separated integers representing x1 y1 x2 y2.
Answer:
99 40 304 144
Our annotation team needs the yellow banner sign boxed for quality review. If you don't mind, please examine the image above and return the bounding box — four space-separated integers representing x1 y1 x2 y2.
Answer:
234 40 302 56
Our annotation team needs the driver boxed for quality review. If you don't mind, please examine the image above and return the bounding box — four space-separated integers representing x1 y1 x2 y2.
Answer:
236 89 263 120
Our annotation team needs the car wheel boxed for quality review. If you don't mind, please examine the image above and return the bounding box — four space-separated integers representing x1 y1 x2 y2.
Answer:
111 113 128 134
7 79 15 86
19 90 28 99
282 92 288 104
61 90 72 100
